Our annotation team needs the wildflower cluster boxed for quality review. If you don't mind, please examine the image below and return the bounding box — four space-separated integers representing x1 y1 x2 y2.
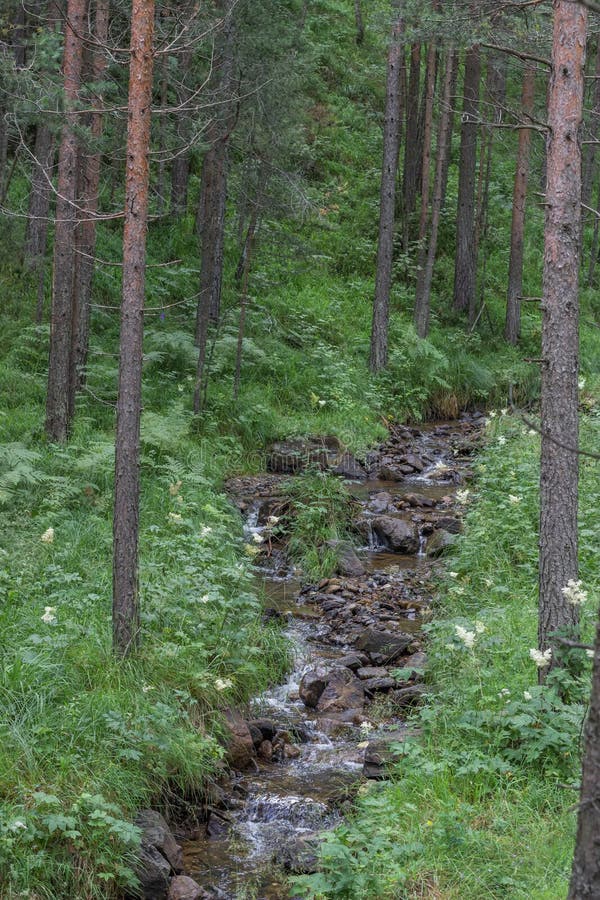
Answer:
529 648 552 669
562 579 588 607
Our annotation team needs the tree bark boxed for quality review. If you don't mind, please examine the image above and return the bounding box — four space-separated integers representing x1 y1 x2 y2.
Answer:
413 41 436 323
505 66 536 345
170 49 193 217
112 0 155 657
369 3 404 373
582 38 600 207
414 47 455 338
452 46 481 315
403 43 421 232
440 51 459 211
354 0 364 45
588 177 600 286
71 0 110 401
45 0 87 443
24 123 55 323
538 0 586 671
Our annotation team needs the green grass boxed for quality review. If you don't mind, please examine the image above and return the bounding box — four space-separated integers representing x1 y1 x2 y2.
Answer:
292 406 600 899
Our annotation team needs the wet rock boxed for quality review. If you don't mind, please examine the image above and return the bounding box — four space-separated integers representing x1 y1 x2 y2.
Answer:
404 493 435 508
368 492 393 514
317 668 364 713
273 835 319 874
299 668 329 708
223 710 256 769
378 465 405 482
435 516 462 534
356 666 389 680
257 739 273 761
371 517 419 554
135 810 184 876
425 529 458 557
401 454 425 472
332 454 367 480
362 676 395 694
248 719 277 743
267 438 338 474
363 730 409 780
284 743 301 759
248 723 264 749
355 628 413 662
390 684 430 707
326 540 365 577
135 844 171 899
168 876 210 900
334 652 369 671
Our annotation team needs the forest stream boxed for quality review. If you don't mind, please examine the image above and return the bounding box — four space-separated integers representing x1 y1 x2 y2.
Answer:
178 415 485 899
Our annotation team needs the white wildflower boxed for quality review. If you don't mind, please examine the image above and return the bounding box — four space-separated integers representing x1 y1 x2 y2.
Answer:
41 527 54 544
497 436 507 446
501 408 508 416
244 544 260 557
168 512 182 523
318 400 327 407
41 606 57 625
252 531 264 544
359 721 374 738
475 621 486 634
562 579 588 607
199 594 210 604
142 684 155 693
445 643 456 652
523 691 533 701
456 489 470 505
169 480 182 497
508 495 522 505
267 515 280 526
587 650 595 659
528 429 537 436
449 572 459 579
215 677 233 692
455 625 476 649
579 377 587 391
529 647 552 669
199 525 213 538
499 688 510 698
484 577 493 588
10 820 27 831
489 410 497 419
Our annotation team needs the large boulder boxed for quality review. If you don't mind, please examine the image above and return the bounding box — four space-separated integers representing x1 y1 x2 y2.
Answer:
326 540 365 577
355 628 413 663
299 668 329 709
222 710 256 769
317 668 364 714
371 516 419 554
425 529 458 557
168 877 211 900
133 810 184 900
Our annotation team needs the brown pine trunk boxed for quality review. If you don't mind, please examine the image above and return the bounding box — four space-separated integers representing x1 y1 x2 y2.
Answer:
414 47 455 338
369 3 404 373
24 123 55 323
413 42 437 312
505 66 536 345
453 46 481 315
354 0 364 45
112 0 155 657
440 51 458 211
45 0 87 443
538 0 586 669
403 43 421 232
588 177 600 286
71 0 110 400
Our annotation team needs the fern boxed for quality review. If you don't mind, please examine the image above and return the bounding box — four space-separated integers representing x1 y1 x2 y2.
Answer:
0 443 47 505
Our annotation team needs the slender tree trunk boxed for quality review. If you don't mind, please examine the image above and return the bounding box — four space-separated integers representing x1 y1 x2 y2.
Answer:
45 0 87 443
369 3 404 373
588 177 600 286
538 0 586 670
413 42 436 304
440 51 458 211
354 0 364 45
452 46 481 315
233 205 258 400
582 39 600 207
113 0 155 657
24 124 55 324
71 0 109 402
14 2 26 68
414 47 455 338
156 62 168 215
170 49 193 217
403 43 421 234
505 66 536 344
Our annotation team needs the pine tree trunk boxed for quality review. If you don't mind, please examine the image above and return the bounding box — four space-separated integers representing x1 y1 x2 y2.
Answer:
170 50 193 217
505 66 535 345
354 0 364 45
24 123 55 280
414 47 455 338
71 0 109 400
369 3 404 373
453 46 480 315
588 178 600 286
538 0 586 671
582 39 600 207
113 0 155 657
45 0 87 443
403 43 421 232
413 42 437 317
439 51 458 211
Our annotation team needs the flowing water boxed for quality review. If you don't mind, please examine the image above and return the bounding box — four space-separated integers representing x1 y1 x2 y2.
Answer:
182 419 480 898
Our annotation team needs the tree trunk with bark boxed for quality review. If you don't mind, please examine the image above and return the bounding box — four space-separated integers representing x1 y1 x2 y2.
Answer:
414 47 455 338
354 0 364 45
369 3 404 373
452 46 481 315
505 66 536 345
45 0 87 443
112 0 155 657
413 41 436 324
403 43 421 232
582 38 600 207
538 0 586 670
71 0 110 400
170 50 193 217
24 123 55 323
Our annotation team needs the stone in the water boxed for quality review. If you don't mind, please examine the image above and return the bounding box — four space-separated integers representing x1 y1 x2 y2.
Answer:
378 465 405 482
326 540 365 577
362 676 395 694
435 516 462 534
299 668 329 708
135 810 184 876
248 718 277 742
222 710 256 769
425 529 458 557
356 666 389 680
317 668 365 713
134 844 171 900
355 628 413 662
334 652 369 671
168 876 210 900
371 516 419 554
258 739 273 761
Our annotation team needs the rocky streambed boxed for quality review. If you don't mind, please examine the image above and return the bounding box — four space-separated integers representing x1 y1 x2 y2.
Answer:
135 415 484 900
